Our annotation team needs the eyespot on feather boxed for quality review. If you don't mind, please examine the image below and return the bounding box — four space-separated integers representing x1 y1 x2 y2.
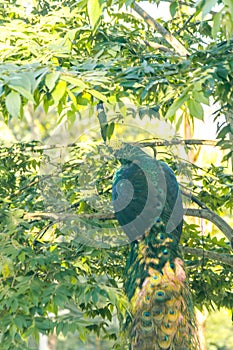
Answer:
158 334 172 349
154 290 167 301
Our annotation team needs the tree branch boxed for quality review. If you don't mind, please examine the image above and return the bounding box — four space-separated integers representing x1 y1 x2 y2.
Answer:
139 139 218 148
185 208 233 244
133 2 189 56
23 212 233 263
138 38 176 54
0 139 218 155
181 189 209 209
183 247 233 267
24 208 233 247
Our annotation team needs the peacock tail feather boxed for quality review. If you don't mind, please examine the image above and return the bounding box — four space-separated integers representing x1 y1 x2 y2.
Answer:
125 228 197 350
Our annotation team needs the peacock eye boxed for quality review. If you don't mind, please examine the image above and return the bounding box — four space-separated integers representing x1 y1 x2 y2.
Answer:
157 291 164 297
155 310 162 315
163 249 168 255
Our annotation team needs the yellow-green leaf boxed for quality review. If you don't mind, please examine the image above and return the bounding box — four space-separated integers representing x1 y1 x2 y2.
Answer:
61 75 88 89
67 89 78 109
187 99 204 120
223 0 233 16
8 85 35 103
212 11 222 38
45 72 60 91
202 0 218 20
165 92 188 119
87 0 103 29
9 73 33 92
87 89 107 102
192 90 209 105
2 263 10 279
5 91 21 118
52 80 67 105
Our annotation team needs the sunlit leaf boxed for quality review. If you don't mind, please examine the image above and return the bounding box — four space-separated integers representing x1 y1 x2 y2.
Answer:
187 99 204 120
87 89 107 102
107 122 115 140
5 91 21 118
165 92 188 119
52 80 67 105
8 85 35 103
223 0 233 16
201 0 218 19
170 1 178 18
61 75 89 89
192 90 209 105
45 72 60 91
212 11 222 38
87 0 103 29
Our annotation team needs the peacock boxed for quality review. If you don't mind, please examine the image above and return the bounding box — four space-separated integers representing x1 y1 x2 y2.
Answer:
112 143 198 350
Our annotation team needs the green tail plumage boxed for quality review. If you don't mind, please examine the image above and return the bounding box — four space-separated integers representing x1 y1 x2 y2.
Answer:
125 227 197 350
112 144 198 349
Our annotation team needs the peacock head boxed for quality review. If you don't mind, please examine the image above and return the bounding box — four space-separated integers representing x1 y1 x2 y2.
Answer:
111 143 145 165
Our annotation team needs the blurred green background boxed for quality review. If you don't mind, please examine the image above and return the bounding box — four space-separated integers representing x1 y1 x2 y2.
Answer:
53 308 233 350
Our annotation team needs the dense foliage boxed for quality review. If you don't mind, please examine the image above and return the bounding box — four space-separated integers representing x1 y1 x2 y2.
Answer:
0 0 232 349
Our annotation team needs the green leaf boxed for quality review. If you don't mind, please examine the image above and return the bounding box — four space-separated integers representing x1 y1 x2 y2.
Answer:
212 11 222 38
170 1 178 18
175 114 183 132
5 91 21 118
202 0 218 20
216 67 228 80
61 75 88 89
217 125 231 139
222 150 232 162
187 99 204 120
107 122 115 140
224 11 233 40
97 102 108 141
92 290 98 304
192 90 209 105
45 72 60 92
165 92 188 119
87 89 107 102
9 73 33 92
223 0 233 17
8 85 35 103
87 0 103 29
67 89 78 109
52 80 67 105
